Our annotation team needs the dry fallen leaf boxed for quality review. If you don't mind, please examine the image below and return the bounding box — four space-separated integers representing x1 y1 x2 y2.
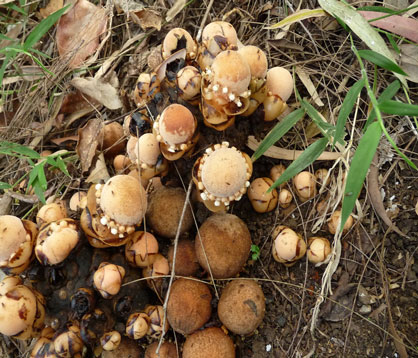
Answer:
113 0 143 14
86 153 110 183
295 66 324 106
71 75 122 110
39 0 64 18
76 118 103 172
398 44 418 84
60 90 99 115
131 9 162 31
56 0 107 68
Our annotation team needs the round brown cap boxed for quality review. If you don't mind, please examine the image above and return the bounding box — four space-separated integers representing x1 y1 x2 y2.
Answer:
0 215 27 263
100 175 147 226
159 104 196 145
238 45 268 79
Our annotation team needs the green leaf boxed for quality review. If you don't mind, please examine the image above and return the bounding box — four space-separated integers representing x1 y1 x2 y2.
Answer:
358 50 408 76
386 33 400 54
0 141 41 159
24 5 69 51
268 137 329 192
251 108 305 161
56 156 70 177
365 80 400 129
36 163 48 190
0 34 15 42
379 100 418 116
0 182 12 190
33 182 46 204
318 0 407 86
4 3 27 15
333 78 364 147
341 122 382 231
357 6 396 13
0 52 13 88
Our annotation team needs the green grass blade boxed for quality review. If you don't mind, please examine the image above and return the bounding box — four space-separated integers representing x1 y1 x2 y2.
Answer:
56 156 70 177
379 100 418 116
365 80 400 129
356 6 396 13
341 121 382 231
0 52 13 88
0 182 12 190
268 137 329 192
358 50 408 76
24 5 69 51
386 33 400 54
251 108 305 161
333 78 364 148
33 181 46 204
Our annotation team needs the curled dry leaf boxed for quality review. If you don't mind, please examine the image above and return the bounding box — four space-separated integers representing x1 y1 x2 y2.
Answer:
86 153 110 183
56 0 107 68
131 9 162 31
39 0 64 18
71 75 122 110
76 118 104 172
165 0 186 22
59 91 99 115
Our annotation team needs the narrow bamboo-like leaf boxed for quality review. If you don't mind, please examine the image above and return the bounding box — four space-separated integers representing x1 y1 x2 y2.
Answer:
268 137 329 192
36 163 47 190
251 108 305 161
301 100 343 144
365 80 400 128
33 182 46 204
357 6 396 13
341 121 382 231
0 141 40 159
266 8 327 29
379 100 418 116
0 182 12 190
358 50 408 75
333 78 364 147
24 5 69 50
318 0 407 86
386 33 400 54
56 156 70 177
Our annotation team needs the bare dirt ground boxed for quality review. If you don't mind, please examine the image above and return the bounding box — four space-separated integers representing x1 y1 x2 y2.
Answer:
1 0 417 357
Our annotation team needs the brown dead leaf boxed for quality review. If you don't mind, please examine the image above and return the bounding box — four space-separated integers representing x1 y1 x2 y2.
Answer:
86 153 110 183
71 75 122 110
60 90 99 115
399 44 418 84
56 0 107 68
113 0 143 14
76 118 103 172
131 9 162 31
39 0 64 18
0 23 22 49
165 0 186 22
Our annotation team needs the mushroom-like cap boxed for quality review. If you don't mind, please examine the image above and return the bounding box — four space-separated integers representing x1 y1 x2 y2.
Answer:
201 146 249 198
270 164 286 184
126 312 150 340
93 262 126 299
162 28 197 60
144 305 168 339
146 186 193 239
101 122 126 157
136 133 161 166
158 104 196 145
53 324 83 358
0 215 28 265
125 231 159 268
328 210 354 234
278 188 293 209
315 168 331 187
36 203 68 227
202 21 238 55
0 284 37 336
102 337 143 358
176 66 201 101
266 67 293 102
126 136 139 162
218 279 265 335
100 175 147 226
195 213 251 278
69 192 87 211
35 220 80 265
182 327 235 358
247 177 278 213
101 331 121 351
211 50 251 97
307 237 331 264
167 278 212 335
272 226 306 265
238 46 268 79
167 240 199 277
145 341 178 358
293 171 317 202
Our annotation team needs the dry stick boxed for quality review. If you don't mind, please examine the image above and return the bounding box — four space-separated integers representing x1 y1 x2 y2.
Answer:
156 180 193 355
195 0 215 42
246 136 342 160
367 153 407 238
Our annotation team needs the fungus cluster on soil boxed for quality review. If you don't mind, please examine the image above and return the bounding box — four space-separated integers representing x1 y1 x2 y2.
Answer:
0 20 358 358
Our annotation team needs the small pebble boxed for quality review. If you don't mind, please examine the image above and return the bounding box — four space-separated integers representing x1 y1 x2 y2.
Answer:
359 305 372 314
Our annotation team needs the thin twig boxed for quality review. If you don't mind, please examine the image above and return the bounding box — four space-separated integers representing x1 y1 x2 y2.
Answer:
196 0 215 42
